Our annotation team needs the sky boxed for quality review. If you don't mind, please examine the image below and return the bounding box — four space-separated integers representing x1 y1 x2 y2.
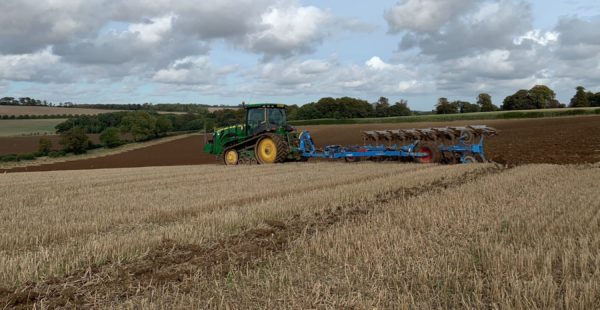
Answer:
0 0 599 110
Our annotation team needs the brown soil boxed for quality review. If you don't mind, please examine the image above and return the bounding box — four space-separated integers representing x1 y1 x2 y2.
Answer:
2 135 215 173
1 116 599 173
0 135 101 156
0 166 502 308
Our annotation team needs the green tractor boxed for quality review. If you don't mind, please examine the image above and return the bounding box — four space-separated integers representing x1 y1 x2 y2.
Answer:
203 103 304 165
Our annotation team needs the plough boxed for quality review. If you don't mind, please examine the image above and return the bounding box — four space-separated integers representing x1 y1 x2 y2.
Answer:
297 125 497 164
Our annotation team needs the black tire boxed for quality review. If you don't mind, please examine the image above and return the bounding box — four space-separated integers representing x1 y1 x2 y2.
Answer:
414 141 441 164
255 133 289 164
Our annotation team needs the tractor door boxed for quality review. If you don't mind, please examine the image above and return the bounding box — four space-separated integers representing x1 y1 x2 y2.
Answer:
246 107 266 136
267 108 286 127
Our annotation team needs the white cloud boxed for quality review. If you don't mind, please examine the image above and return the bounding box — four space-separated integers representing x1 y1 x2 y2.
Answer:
244 5 332 57
0 48 60 81
396 0 531 60
383 0 579 100
242 56 427 97
385 0 476 33
128 15 175 44
298 59 332 74
398 80 421 92
514 30 559 46
366 56 394 70
153 56 236 85
454 50 514 78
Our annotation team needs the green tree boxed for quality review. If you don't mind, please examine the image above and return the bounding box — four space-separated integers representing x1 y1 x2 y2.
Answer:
502 89 532 110
570 86 590 107
155 116 173 136
388 100 411 116
477 93 498 112
374 97 390 117
59 127 89 154
588 92 600 107
99 127 122 148
502 85 560 110
120 111 157 141
529 85 559 109
286 104 299 120
458 101 480 113
435 98 459 114
296 103 318 119
38 137 53 155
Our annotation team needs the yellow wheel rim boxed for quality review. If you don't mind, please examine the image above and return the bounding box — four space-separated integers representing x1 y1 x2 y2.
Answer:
225 150 238 165
257 138 277 163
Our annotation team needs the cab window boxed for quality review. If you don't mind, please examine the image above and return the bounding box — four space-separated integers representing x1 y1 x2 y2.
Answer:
246 108 265 131
268 108 286 127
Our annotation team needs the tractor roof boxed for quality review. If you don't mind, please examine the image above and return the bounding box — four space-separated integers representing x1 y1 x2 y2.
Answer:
245 103 286 109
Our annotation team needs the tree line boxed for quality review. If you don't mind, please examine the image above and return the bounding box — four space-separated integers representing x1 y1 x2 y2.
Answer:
3 84 598 123
0 97 49 106
285 97 411 120
56 109 243 139
435 85 600 115
0 97 236 113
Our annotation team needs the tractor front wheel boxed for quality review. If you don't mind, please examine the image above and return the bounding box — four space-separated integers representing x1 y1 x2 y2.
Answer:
255 134 288 164
223 149 239 165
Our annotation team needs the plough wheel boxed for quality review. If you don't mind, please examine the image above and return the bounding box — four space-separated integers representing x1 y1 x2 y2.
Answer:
462 155 477 164
255 134 288 164
414 142 441 164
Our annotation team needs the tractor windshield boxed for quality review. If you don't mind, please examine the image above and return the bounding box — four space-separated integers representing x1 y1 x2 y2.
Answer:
268 108 286 127
246 107 286 134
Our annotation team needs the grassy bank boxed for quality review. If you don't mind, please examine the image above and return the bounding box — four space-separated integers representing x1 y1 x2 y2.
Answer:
289 107 600 125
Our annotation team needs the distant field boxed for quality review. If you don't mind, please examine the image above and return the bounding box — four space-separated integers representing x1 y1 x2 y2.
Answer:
290 107 600 125
207 106 240 112
0 119 65 136
0 163 598 308
0 105 234 117
0 105 121 116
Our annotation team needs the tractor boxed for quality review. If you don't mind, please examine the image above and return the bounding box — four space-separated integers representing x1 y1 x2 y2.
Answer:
203 103 303 165
204 103 498 165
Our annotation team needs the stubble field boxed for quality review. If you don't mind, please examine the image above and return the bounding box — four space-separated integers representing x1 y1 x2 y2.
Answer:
1 162 599 308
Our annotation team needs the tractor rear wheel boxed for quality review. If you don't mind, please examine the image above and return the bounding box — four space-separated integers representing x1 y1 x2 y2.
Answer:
414 141 441 164
255 134 288 164
223 149 239 165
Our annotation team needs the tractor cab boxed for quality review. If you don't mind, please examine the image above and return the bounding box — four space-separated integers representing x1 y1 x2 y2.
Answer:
244 103 288 135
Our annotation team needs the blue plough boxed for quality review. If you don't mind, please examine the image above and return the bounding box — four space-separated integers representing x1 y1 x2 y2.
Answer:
296 125 497 164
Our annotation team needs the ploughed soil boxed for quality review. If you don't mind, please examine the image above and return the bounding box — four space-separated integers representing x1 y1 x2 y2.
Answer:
1 135 215 173
0 135 101 156
1 115 599 173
